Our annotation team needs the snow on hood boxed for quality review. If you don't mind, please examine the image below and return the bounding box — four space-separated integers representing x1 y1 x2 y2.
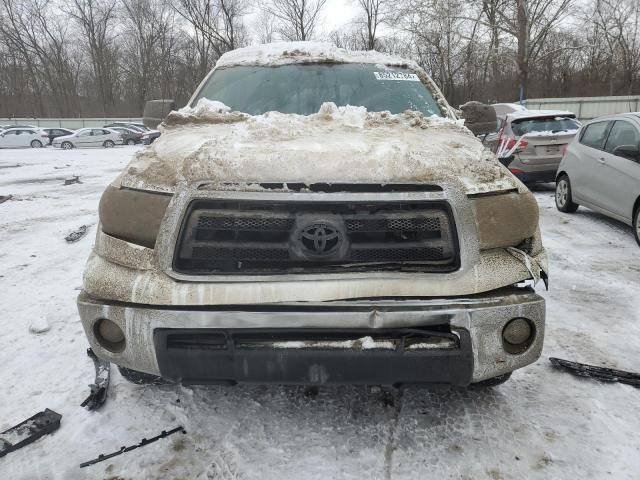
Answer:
120 101 518 195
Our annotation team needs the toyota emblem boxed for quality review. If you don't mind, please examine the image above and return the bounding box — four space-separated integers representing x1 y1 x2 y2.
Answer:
299 223 341 256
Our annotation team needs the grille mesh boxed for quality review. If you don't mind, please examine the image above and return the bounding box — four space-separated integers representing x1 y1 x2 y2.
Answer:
175 200 458 274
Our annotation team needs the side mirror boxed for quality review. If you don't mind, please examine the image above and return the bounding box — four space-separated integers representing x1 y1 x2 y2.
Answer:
612 144 640 161
459 101 498 137
143 99 176 129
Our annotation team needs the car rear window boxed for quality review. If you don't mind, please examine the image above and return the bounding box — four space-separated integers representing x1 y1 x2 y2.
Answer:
511 116 580 136
580 121 610 149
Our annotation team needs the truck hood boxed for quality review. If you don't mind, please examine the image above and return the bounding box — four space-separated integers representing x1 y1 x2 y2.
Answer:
119 101 520 195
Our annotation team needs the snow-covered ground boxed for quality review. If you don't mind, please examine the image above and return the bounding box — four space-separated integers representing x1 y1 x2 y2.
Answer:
1 147 638 479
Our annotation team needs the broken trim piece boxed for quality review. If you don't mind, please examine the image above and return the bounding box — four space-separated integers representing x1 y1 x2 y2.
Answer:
79 426 186 468
550 357 640 387
0 409 62 458
81 348 110 410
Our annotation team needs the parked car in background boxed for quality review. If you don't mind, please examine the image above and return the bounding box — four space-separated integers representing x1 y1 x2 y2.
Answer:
556 112 640 245
105 126 143 145
488 110 581 184
52 128 123 149
141 129 161 145
104 122 149 133
0 124 38 130
0 127 49 148
41 127 75 145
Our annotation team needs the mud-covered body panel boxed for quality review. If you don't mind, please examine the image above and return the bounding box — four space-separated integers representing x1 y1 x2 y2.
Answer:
78 42 548 384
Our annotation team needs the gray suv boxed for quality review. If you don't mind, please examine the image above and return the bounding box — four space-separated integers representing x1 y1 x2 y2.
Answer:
489 110 581 184
555 113 640 245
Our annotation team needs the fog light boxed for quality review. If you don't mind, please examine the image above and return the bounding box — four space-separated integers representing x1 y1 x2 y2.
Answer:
94 318 125 352
502 318 534 354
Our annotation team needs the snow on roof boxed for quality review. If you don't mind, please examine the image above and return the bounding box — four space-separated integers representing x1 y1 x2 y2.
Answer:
216 42 417 69
507 109 576 120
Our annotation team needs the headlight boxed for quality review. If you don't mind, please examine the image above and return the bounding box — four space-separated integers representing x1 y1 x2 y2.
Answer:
99 185 171 248
471 191 538 249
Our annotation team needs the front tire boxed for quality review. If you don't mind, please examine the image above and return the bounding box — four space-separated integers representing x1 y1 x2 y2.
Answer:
118 365 164 385
633 205 640 247
555 175 579 213
30 140 42 148
103 140 115 148
62 141 73 150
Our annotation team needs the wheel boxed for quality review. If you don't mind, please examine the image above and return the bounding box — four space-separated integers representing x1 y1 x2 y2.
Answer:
470 373 512 388
633 205 640 247
103 140 115 148
118 365 164 385
555 175 579 213
30 139 42 148
126 138 135 146
62 141 73 150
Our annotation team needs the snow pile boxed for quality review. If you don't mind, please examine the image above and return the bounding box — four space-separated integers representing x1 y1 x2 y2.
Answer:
216 42 418 70
123 101 517 195
164 99 248 126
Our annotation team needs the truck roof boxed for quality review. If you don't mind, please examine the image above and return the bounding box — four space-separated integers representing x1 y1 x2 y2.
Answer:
216 42 418 69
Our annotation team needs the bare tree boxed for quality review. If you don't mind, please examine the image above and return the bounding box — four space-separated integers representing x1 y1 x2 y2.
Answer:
253 8 277 43
66 0 119 115
261 0 327 41
353 0 389 50
592 0 640 94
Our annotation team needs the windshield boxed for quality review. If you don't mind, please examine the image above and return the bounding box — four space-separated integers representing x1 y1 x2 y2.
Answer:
192 64 445 117
511 116 580 136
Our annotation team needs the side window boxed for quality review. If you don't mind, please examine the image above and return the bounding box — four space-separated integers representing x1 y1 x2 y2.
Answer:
102 129 112 135
580 121 610 149
92 129 105 135
4 130 16 135
78 130 91 137
604 121 640 158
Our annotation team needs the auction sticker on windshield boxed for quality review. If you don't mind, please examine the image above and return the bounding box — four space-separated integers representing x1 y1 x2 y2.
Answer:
374 71 420 81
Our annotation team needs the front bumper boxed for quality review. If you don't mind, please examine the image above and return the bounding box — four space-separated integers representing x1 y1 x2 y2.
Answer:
78 286 545 386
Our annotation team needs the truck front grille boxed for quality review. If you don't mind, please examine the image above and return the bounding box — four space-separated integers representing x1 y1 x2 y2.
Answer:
174 199 459 274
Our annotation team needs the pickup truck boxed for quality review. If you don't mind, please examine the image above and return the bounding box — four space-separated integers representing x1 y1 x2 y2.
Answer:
78 42 548 387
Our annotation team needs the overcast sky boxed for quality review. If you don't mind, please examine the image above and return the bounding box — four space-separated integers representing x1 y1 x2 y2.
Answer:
323 0 357 31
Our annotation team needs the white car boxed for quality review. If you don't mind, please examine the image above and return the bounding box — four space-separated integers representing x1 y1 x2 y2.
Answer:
52 128 123 149
0 127 49 148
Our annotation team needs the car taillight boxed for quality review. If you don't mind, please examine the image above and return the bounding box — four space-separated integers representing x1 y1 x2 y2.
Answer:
41 134 48 138
504 138 528 151
560 144 568 156
509 167 525 175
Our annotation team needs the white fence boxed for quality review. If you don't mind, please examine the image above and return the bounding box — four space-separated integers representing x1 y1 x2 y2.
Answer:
523 96 640 121
0 118 143 129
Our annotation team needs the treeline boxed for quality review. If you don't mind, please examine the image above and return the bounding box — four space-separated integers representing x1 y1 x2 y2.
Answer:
1 0 639 117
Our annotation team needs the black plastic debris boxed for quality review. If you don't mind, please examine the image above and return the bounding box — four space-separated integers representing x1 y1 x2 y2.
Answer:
80 426 187 468
0 409 62 458
65 225 89 243
81 348 110 410
550 357 640 387
63 176 81 186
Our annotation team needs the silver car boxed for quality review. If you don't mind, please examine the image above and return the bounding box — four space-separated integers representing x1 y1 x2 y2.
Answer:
488 110 581 184
555 113 640 245
52 128 123 149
